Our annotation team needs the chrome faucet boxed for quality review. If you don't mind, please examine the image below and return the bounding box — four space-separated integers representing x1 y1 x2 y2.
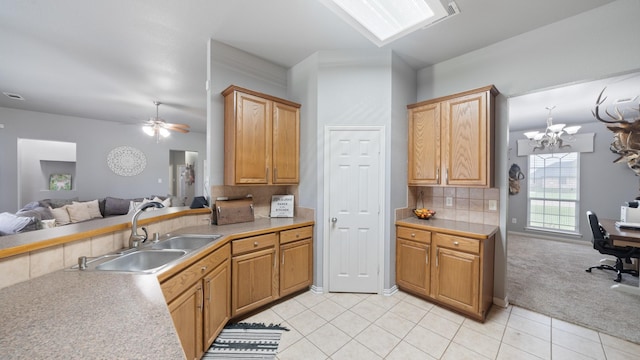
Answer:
128 201 164 249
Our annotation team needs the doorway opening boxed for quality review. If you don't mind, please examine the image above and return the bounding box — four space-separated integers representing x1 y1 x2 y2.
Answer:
169 150 198 206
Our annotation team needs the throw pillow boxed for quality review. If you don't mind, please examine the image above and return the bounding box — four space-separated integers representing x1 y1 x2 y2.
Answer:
73 200 102 219
0 212 33 235
104 197 131 216
50 206 71 226
152 196 171 208
66 203 92 223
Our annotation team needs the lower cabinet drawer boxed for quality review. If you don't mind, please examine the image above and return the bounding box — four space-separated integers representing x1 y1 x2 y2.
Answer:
435 233 479 254
162 243 231 303
397 226 431 244
232 233 277 255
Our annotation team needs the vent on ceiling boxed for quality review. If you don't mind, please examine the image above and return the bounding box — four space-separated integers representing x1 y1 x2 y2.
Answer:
3 92 25 101
446 1 461 16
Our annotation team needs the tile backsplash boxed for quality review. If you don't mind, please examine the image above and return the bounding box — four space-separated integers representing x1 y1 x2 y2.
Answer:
398 186 500 226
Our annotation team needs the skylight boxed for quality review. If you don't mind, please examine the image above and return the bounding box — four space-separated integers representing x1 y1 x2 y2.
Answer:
321 0 450 47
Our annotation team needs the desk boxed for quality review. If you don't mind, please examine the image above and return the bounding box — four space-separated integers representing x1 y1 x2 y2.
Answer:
601 219 640 295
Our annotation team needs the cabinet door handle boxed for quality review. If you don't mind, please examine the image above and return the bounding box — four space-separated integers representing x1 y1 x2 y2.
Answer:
436 248 439 267
445 168 449 184
436 167 440 183
205 279 211 302
282 253 285 265
274 168 278 181
197 285 203 312
266 167 269 181
426 248 429 265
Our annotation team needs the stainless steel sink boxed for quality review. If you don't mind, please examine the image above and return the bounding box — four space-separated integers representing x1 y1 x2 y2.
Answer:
95 249 187 272
71 234 224 274
152 234 222 251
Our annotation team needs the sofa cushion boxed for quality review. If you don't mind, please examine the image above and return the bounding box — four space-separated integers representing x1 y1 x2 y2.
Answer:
50 205 71 226
39 198 77 209
0 212 33 235
73 200 103 219
66 203 92 223
103 197 132 216
16 206 54 221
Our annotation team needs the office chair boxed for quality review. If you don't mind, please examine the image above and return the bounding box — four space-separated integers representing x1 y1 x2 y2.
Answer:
585 211 640 282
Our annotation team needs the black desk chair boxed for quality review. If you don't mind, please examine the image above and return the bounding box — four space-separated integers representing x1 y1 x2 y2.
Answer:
586 211 640 282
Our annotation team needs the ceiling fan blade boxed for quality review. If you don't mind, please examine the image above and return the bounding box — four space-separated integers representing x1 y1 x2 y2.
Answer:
164 122 190 129
163 123 190 133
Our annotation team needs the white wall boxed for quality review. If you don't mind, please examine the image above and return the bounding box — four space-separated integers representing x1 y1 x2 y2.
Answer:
416 0 640 304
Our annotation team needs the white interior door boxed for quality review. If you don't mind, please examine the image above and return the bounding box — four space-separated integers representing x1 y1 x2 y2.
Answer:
326 127 382 293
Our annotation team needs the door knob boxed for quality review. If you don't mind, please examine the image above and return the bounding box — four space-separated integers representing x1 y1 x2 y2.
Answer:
331 217 338 223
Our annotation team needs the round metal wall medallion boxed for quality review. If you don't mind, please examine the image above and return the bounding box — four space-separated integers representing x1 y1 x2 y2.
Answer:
107 146 146 176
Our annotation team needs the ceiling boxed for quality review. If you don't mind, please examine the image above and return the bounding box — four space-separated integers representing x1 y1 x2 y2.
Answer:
0 0 618 133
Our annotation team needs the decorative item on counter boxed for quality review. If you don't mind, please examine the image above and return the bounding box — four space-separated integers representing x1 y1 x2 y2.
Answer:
270 195 294 218
413 190 436 219
212 195 254 225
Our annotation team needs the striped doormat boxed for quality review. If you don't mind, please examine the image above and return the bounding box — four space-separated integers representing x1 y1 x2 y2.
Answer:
202 323 289 359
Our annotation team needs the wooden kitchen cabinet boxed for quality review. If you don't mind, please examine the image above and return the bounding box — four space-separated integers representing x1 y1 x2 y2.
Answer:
167 282 203 360
161 243 231 359
231 233 279 317
279 226 313 297
396 225 495 321
203 257 230 350
222 85 300 185
396 226 431 297
407 85 498 187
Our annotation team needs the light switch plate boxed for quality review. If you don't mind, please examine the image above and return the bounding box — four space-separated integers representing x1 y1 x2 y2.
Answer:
489 200 497 211
446 197 453 207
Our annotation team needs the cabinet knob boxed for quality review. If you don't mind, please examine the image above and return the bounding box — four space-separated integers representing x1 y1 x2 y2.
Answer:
453 241 459 246
254 241 259 247
411 233 416 237
201 266 207 272
296 234 300 238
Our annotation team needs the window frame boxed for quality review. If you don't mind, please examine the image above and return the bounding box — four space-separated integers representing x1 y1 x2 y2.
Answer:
526 151 581 235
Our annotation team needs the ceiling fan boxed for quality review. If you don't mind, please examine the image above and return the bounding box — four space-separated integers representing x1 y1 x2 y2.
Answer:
142 101 190 142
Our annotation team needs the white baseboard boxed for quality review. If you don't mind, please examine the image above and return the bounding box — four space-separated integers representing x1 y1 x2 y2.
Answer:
493 295 509 308
310 285 324 294
383 286 398 296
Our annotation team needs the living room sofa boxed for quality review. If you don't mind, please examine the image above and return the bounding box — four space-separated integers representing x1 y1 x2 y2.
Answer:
0 196 172 236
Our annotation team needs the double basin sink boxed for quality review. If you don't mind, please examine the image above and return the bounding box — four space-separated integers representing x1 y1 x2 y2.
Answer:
72 234 222 274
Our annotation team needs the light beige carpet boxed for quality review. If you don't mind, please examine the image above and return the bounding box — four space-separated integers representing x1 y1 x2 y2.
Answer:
507 232 640 345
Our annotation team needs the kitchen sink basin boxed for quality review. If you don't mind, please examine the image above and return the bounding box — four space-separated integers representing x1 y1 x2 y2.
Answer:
95 249 187 272
151 234 222 250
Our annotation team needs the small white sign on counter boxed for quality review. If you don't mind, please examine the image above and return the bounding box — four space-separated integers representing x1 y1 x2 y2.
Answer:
270 195 294 218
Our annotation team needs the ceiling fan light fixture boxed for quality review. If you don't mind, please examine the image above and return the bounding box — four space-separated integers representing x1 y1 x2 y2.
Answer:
159 127 170 138
142 125 155 136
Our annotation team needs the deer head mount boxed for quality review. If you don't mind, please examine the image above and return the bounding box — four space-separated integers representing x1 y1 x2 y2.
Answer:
593 87 640 175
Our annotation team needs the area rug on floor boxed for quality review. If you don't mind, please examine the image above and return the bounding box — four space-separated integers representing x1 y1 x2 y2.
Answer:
202 322 289 359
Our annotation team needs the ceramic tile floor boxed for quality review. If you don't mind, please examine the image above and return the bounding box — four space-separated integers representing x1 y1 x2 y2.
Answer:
242 290 640 360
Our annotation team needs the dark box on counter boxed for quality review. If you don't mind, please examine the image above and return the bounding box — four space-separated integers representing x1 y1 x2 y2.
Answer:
212 198 254 225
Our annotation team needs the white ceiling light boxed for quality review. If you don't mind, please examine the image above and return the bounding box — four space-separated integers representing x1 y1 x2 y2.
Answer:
320 0 451 46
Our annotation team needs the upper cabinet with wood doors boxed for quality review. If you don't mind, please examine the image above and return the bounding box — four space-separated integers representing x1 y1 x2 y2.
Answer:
222 85 301 185
407 85 498 187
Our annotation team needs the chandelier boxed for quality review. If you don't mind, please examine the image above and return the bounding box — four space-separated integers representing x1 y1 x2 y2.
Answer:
523 106 581 151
